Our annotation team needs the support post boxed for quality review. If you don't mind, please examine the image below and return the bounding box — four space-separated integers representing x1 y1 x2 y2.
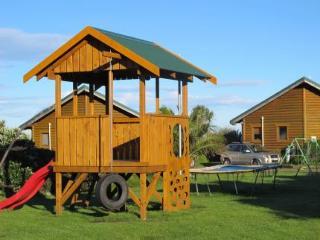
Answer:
73 82 78 116
182 81 188 116
140 76 146 115
89 83 95 116
55 74 61 162
55 172 62 215
109 69 113 165
55 75 62 117
261 116 265 147
140 173 147 220
155 77 160 113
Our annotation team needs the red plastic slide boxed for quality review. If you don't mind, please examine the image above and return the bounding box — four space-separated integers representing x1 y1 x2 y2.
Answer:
0 161 53 211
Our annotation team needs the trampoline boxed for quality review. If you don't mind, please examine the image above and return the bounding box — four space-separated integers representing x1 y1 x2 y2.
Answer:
190 164 281 195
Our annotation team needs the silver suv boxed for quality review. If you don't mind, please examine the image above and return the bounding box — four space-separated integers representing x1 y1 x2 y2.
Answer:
221 143 280 165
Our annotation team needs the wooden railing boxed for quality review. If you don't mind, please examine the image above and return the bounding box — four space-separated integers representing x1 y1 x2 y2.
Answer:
56 116 140 167
56 116 111 167
141 114 189 166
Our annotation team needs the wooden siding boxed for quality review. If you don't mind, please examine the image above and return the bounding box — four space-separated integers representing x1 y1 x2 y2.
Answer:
243 86 304 152
32 93 135 150
304 85 320 138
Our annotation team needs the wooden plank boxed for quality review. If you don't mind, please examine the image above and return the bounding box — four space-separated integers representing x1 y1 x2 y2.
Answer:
139 76 146 115
146 172 161 204
73 82 78 116
128 188 141 208
86 43 93 71
156 77 160 113
55 172 62 215
61 173 88 205
182 81 188 116
140 173 147 220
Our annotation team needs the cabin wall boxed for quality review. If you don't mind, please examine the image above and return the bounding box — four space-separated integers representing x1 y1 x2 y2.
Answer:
304 86 320 138
243 87 304 152
32 93 134 150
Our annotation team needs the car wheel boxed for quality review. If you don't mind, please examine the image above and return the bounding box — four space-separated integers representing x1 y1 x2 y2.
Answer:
223 158 231 165
252 159 261 165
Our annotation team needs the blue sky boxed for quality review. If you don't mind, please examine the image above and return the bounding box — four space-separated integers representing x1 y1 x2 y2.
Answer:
1 0 320 128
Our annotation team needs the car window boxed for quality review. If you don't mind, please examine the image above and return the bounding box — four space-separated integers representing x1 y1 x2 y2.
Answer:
228 144 241 152
241 145 251 152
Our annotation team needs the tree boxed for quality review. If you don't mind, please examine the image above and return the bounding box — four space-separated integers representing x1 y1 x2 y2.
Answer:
218 128 242 144
188 105 225 165
159 105 174 115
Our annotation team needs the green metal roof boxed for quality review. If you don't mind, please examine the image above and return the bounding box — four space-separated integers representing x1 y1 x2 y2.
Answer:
94 27 212 80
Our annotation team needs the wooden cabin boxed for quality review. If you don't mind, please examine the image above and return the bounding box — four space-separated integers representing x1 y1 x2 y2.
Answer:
23 26 216 219
20 85 139 155
230 77 320 153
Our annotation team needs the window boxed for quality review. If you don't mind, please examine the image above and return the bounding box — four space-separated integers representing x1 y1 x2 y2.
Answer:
253 127 262 141
228 144 241 152
41 133 49 146
278 126 288 140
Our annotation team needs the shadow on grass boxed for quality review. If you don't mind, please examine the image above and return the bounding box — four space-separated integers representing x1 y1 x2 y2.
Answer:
190 173 320 219
237 174 320 219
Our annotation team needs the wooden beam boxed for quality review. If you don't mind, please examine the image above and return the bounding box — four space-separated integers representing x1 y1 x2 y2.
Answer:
55 75 62 117
108 69 113 163
73 82 78 116
102 51 122 60
61 173 88 205
182 81 188 116
55 172 62 215
140 173 147 220
156 78 160 113
89 83 95 116
139 76 146 116
146 172 161 205
128 188 141 208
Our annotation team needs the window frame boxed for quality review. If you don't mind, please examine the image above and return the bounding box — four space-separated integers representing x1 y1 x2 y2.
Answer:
40 132 50 147
277 125 289 141
252 126 262 143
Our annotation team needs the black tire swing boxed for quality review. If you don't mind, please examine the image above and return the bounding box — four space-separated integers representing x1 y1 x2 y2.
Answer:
95 174 128 211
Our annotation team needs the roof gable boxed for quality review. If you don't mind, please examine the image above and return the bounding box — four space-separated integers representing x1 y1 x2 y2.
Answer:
230 77 320 125
23 26 216 84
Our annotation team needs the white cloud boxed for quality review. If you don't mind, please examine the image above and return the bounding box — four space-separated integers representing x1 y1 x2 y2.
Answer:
189 94 257 106
219 80 267 87
0 28 69 61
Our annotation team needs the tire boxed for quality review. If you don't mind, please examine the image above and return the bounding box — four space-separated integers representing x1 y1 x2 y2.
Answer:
252 159 261 165
223 158 231 165
95 174 128 211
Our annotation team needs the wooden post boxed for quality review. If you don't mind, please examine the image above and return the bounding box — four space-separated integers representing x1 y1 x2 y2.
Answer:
73 82 78 116
140 76 146 163
109 70 113 163
55 75 62 117
140 76 146 115
140 173 147 220
55 74 62 215
55 172 62 215
89 83 95 116
182 81 188 116
155 77 160 113
105 81 109 115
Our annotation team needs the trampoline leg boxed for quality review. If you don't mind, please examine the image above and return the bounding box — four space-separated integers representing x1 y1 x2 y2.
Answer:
273 169 278 190
195 174 199 196
251 172 259 195
206 174 211 195
261 171 265 185
233 174 238 195
217 174 223 190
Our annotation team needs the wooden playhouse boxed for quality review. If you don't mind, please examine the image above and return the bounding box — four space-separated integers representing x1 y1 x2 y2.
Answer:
23 26 216 219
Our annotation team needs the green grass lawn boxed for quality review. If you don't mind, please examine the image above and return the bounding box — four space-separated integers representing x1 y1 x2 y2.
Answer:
0 168 319 240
